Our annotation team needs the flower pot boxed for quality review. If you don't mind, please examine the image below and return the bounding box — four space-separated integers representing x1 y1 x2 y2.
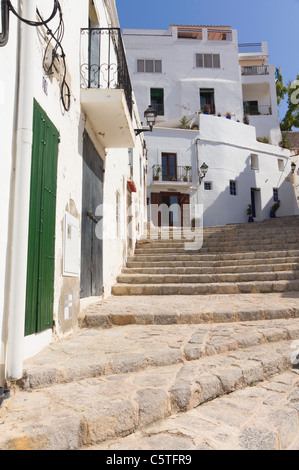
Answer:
270 211 276 218
248 216 254 223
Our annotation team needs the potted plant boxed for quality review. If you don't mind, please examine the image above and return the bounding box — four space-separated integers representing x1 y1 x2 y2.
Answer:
246 204 254 223
202 104 210 115
183 166 192 181
270 200 280 218
226 112 231 120
243 114 250 125
153 167 162 181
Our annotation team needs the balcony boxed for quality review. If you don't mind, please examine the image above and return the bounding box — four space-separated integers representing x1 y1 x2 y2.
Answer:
243 102 272 116
80 28 135 148
150 164 193 189
241 65 269 76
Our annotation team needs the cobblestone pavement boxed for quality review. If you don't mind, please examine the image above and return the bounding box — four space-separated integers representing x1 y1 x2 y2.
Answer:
85 369 299 450
1 292 299 450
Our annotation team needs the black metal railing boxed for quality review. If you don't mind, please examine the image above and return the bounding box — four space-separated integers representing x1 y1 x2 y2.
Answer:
243 103 272 116
80 28 133 116
152 165 193 183
241 65 269 76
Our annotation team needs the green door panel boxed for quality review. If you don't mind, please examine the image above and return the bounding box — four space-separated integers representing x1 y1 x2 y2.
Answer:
25 100 59 336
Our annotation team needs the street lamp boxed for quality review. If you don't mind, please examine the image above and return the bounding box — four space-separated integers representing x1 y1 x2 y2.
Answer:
199 162 208 184
135 105 157 136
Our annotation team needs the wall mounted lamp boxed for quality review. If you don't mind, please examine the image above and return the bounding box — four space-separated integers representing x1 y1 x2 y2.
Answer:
135 105 157 136
199 162 209 184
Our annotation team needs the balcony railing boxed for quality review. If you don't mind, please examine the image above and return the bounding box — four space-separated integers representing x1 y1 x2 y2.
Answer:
238 43 263 53
243 103 272 116
152 165 193 183
80 28 133 116
241 65 269 76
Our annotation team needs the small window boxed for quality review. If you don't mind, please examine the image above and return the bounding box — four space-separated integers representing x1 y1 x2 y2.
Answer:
204 182 212 190
137 59 162 73
278 159 284 171
230 180 237 196
273 188 279 202
196 53 220 68
251 154 259 170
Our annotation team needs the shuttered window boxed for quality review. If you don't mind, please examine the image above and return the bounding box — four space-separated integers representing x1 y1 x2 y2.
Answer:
196 53 221 68
137 59 162 73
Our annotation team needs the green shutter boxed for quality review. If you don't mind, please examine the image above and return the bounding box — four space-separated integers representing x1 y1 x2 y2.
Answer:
25 100 59 336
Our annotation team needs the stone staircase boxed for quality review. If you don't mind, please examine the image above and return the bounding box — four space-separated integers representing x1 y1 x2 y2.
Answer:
112 216 299 296
0 217 299 450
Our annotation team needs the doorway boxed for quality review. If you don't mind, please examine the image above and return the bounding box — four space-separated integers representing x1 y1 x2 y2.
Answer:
200 88 215 114
151 192 190 227
25 101 59 336
80 132 104 298
251 188 261 219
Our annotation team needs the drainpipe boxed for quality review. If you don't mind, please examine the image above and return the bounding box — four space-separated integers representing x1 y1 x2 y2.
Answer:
5 0 35 381
0 0 9 47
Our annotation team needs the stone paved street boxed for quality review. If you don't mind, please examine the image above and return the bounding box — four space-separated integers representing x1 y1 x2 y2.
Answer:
0 292 299 450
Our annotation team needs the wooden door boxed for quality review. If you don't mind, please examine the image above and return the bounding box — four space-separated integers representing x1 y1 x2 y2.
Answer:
25 100 59 336
80 133 104 298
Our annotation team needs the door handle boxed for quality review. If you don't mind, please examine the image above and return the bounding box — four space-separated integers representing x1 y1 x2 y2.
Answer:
86 211 99 224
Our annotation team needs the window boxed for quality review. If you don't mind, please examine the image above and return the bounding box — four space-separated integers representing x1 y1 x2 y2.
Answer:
273 188 279 202
278 159 284 171
196 53 220 68
243 101 259 115
251 154 259 171
151 88 164 116
230 180 237 196
204 182 212 190
137 59 162 73
162 153 177 181
200 88 215 114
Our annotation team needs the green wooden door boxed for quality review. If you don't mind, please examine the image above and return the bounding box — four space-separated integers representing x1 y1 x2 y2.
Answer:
25 100 59 336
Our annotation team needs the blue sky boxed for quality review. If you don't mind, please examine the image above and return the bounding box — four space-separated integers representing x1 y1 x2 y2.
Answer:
116 0 299 120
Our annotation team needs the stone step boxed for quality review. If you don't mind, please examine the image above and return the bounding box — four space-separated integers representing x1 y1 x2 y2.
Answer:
123 262 299 275
137 232 299 245
134 242 299 255
83 292 299 328
19 318 299 390
116 270 299 286
111 279 299 296
1 336 298 450
127 255 299 269
128 250 299 264
86 369 299 450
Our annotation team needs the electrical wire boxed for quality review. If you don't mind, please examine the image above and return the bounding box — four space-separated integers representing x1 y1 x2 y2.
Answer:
7 0 58 27
7 0 70 111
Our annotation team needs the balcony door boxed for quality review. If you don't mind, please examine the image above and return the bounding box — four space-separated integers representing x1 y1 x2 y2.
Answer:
162 153 177 181
200 88 215 114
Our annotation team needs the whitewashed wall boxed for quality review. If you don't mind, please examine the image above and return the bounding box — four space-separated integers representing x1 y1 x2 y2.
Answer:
146 115 298 227
0 0 146 381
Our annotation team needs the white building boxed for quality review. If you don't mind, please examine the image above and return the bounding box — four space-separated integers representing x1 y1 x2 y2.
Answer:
0 0 146 386
123 25 298 228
